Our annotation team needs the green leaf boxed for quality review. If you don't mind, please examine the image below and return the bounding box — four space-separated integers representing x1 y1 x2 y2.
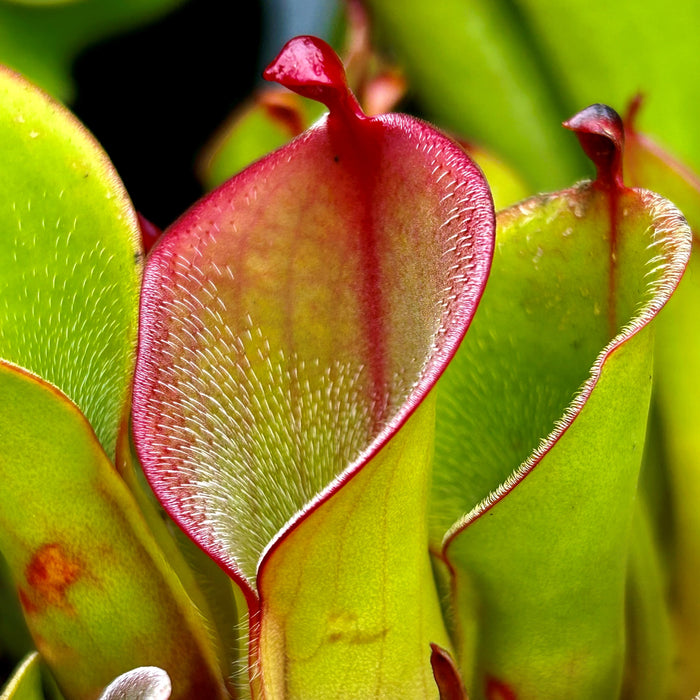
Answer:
98 667 171 700
257 396 452 697
459 142 530 211
362 0 583 190
510 0 700 175
429 106 691 698
649 244 700 699
133 36 494 695
621 500 673 700
623 98 700 237
0 64 140 461
0 653 43 700
0 362 226 700
365 0 700 193
622 106 700 698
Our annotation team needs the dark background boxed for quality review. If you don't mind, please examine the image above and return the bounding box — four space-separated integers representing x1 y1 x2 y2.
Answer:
0 3 266 685
72 0 264 230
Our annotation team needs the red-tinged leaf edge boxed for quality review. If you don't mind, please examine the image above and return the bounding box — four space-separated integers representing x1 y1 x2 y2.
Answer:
439 104 690 555
431 643 468 700
133 35 494 674
258 35 493 604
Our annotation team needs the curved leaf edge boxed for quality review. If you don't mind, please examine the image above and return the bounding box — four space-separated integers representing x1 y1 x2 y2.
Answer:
0 358 227 700
255 111 494 563
441 187 690 554
134 43 493 696
0 61 142 265
257 37 492 598
0 359 104 442
0 61 143 465
0 652 41 700
135 93 495 612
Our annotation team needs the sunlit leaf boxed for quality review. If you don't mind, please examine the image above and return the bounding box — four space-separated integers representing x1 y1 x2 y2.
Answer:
133 35 494 695
0 64 140 461
429 105 691 698
0 363 226 700
362 0 583 190
256 397 453 697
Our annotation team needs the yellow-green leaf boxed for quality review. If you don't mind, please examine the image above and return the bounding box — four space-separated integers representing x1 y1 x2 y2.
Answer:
0 362 226 700
257 397 451 698
429 106 690 698
0 64 140 461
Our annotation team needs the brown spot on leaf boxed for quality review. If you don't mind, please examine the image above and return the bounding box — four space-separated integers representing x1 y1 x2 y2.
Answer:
486 676 517 700
25 543 81 610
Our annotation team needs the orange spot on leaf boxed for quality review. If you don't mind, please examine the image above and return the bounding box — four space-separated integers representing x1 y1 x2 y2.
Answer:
25 543 81 610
